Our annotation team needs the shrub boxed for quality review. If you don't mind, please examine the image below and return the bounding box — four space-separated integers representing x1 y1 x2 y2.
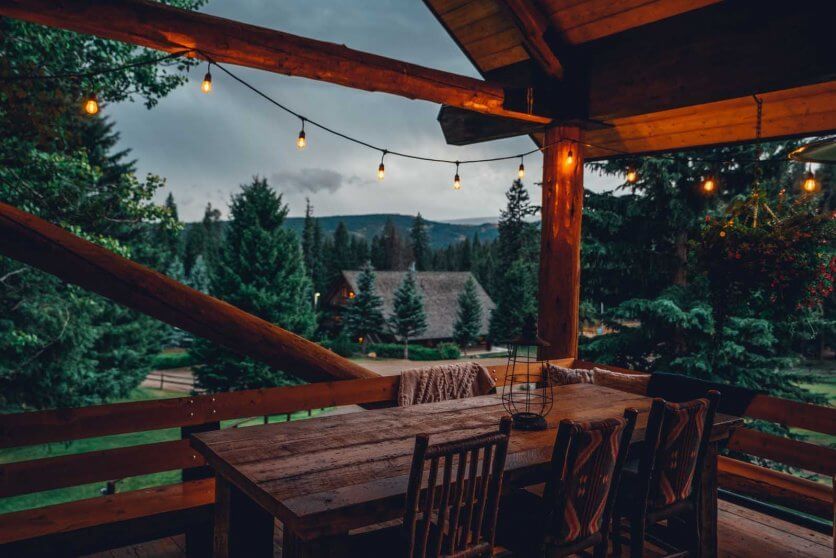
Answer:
321 334 359 358
366 343 461 361
151 351 199 370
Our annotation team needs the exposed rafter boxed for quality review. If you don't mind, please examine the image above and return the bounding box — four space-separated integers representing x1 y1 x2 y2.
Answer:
0 0 551 124
496 0 563 79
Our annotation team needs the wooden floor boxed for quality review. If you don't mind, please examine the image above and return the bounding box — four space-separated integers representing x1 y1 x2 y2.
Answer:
89 500 831 558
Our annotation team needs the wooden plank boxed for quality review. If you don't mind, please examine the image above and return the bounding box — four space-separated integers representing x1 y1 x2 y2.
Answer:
538 126 583 360
0 202 377 384
496 0 563 78
544 0 719 44
583 82 836 160
728 428 836 476
718 456 832 519
0 439 203 498
0 478 214 545
0 376 398 448
0 0 550 125
744 394 836 436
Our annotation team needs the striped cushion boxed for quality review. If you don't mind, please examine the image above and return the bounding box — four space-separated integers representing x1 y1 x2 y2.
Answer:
650 398 708 509
555 418 626 544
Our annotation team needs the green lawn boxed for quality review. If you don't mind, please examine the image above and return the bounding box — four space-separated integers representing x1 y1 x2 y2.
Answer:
0 387 330 514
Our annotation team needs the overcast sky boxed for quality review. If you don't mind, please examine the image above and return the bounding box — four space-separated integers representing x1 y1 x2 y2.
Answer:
109 0 617 222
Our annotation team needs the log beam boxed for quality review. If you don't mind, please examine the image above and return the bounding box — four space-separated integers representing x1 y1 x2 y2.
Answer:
538 126 583 359
0 202 378 383
497 0 564 79
0 0 550 125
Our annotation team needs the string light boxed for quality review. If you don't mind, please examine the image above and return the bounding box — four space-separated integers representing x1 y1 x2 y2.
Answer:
625 167 638 184
802 169 818 193
377 151 386 181
702 176 717 194
453 162 461 190
566 149 574 166
201 62 212 93
83 93 99 115
518 156 525 179
296 119 307 150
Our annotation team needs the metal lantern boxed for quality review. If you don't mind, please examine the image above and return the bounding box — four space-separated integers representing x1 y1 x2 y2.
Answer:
501 323 553 431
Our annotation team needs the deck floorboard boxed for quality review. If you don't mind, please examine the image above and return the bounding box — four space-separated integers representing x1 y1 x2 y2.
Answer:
89 499 831 557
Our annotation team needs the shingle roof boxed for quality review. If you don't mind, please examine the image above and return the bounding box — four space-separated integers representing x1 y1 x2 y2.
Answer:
341 271 495 341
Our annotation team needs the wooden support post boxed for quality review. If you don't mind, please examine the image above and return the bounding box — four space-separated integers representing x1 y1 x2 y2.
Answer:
538 126 584 360
213 476 274 558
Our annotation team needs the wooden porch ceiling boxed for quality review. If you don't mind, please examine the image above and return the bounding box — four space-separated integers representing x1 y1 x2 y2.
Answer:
426 0 836 153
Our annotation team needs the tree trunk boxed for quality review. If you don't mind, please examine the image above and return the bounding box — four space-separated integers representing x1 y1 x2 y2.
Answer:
673 231 689 287
403 336 409 360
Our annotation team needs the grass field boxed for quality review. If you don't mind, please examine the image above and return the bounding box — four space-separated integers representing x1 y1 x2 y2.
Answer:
0 387 330 514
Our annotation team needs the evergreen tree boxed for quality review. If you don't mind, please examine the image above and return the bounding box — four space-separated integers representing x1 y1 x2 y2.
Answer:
301 198 324 292
410 213 431 271
488 180 540 342
389 269 427 359
453 277 483 353
344 261 385 353
192 177 316 392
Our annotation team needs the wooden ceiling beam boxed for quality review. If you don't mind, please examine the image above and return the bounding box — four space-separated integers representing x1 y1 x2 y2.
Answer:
496 0 564 78
0 0 551 124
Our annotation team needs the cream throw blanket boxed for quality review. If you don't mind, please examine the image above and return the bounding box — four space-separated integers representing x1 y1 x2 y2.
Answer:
397 362 496 406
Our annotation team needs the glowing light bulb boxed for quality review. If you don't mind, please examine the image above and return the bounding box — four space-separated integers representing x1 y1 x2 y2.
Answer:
453 173 461 190
702 177 716 193
377 162 385 181
201 71 212 93
518 162 525 180
83 93 99 115
626 168 638 184
802 171 818 193
566 149 574 165
296 129 307 150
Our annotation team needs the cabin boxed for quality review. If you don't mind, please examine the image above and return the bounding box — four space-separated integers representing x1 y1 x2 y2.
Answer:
323 270 495 344
0 1 833 558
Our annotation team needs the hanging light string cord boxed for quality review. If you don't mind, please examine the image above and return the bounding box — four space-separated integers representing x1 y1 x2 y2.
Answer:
0 48 804 168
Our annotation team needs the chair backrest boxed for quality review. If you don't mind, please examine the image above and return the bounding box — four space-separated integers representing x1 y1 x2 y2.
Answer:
640 390 720 510
404 416 512 558
544 408 638 547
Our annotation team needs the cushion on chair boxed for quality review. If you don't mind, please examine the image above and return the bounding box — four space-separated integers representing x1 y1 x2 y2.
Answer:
592 368 651 395
544 364 595 386
650 398 708 509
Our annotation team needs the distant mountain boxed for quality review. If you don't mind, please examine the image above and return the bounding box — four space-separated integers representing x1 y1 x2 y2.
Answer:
438 216 499 226
283 214 498 248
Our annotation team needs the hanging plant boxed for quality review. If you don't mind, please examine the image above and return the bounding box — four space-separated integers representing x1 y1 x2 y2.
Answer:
699 191 834 317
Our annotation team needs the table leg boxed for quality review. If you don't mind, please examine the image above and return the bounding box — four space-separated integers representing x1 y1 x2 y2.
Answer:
698 442 719 558
213 475 274 558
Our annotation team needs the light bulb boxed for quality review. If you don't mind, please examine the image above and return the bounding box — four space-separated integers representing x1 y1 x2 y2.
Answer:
296 129 307 150
377 162 385 181
566 149 574 165
453 173 461 190
702 177 716 193
626 168 638 184
83 93 99 115
201 71 212 93
518 163 525 179
803 171 818 193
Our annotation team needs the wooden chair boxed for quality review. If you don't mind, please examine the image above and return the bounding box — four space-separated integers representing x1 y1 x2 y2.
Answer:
612 390 720 558
496 408 638 558
345 415 513 558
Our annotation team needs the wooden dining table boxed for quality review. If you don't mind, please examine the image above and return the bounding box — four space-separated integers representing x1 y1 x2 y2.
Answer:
191 383 742 558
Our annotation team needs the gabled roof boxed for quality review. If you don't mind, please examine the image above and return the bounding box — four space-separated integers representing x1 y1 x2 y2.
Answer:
341 271 495 341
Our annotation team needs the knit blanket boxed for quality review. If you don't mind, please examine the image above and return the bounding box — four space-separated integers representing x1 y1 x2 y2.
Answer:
397 362 496 407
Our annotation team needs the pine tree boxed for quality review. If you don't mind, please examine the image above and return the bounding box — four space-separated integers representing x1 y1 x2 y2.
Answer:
453 277 483 353
192 177 316 392
410 213 430 271
389 269 428 359
344 261 385 353
489 259 538 343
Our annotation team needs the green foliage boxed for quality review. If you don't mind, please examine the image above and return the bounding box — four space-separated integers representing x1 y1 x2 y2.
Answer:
489 180 540 342
192 177 316 392
344 261 386 352
453 277 483 351
150 351 199 370
389 269 428 358
410 213 430 271
320 332 359 358
367 343 460 361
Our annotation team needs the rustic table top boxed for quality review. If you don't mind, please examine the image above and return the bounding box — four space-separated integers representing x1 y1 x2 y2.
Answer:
191 383 741 541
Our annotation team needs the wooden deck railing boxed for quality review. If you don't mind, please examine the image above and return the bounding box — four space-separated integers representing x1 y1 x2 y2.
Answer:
0 357 831 555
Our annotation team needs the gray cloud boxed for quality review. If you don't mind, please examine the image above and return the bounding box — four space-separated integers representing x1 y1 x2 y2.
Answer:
270 168 363 194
